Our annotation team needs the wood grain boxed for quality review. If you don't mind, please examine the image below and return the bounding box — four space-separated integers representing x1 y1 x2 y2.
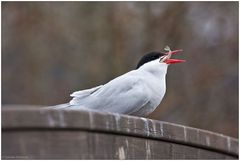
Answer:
2 106 238 159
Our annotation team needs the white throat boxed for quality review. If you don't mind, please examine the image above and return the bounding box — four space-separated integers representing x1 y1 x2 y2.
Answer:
138 60 168 77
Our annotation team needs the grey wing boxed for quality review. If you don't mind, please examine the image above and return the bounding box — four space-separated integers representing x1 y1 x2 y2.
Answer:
69 85 103 105
44 85 103 110
80 73 151 114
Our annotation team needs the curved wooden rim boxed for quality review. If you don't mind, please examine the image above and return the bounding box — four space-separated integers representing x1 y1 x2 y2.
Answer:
2 107 238 156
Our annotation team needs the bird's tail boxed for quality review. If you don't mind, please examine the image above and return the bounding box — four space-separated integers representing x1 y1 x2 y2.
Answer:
42 103 90 110
43 103 71 110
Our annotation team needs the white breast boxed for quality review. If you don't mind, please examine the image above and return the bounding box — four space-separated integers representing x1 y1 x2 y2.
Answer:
129 71 166 116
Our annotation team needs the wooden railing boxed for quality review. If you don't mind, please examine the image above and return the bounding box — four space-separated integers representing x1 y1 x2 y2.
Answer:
2 106 239 159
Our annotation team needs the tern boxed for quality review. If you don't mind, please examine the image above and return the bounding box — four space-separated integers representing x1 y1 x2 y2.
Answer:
50 46 185 117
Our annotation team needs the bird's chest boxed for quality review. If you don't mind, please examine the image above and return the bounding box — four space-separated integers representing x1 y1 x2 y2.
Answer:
147 80 165 107
134 76 166 116
145 74 166 99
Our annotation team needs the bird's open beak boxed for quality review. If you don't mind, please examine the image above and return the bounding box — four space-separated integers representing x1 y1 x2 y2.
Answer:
164 49 186 64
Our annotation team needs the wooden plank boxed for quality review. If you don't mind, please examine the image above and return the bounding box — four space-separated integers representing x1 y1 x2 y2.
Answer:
2 106 239 159
2 131 237 159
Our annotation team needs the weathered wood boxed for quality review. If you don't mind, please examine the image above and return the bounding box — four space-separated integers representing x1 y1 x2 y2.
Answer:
2 107 239 159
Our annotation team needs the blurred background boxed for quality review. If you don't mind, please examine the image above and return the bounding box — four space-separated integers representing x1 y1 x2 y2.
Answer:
2 2 238 137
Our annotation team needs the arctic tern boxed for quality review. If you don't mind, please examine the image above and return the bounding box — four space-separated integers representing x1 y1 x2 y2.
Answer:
50 46 185 117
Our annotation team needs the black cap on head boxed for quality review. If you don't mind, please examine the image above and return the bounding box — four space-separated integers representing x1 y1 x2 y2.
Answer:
136 51 166 69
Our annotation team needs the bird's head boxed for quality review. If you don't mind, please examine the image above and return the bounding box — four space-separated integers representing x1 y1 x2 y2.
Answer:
136 46 185 69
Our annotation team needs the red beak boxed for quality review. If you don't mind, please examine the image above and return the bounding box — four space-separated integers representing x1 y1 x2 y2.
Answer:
168 49 183 55
164 49 186 64
165 59 186 64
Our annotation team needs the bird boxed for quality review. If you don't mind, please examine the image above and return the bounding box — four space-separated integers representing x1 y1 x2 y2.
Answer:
49 46 185 117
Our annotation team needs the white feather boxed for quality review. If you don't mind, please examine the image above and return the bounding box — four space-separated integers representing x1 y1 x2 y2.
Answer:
70 85 103 98
62 59 168 117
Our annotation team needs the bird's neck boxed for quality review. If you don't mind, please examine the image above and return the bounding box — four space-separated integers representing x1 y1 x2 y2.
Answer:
139 63 168 78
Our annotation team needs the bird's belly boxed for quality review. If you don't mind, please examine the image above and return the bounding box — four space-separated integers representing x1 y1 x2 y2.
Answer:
130 96 162 117
130 85 165 117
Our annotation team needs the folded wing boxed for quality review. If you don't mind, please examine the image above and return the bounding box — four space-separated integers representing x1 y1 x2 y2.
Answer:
68 71 150 114
70 85 103 105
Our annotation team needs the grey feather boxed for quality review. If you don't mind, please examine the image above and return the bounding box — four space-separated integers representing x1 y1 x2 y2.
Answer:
49 59 168 117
